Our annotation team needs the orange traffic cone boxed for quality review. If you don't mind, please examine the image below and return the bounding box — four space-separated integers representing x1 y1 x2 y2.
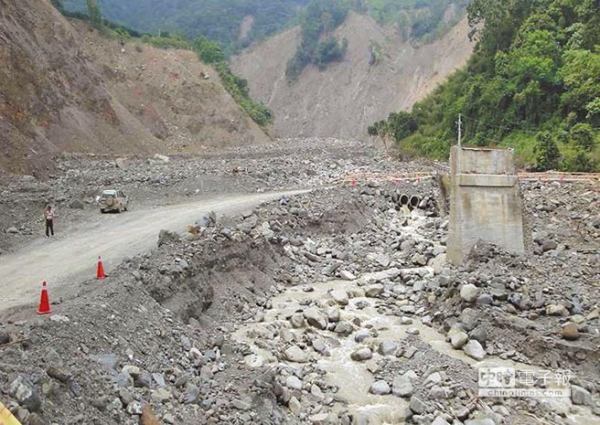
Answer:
37 281 51 315
97 256 106 279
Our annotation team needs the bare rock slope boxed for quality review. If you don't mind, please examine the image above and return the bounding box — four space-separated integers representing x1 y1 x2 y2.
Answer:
0 0 269 177
231 12 473 139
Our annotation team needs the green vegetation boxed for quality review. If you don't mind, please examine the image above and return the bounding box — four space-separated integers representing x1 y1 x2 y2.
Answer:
370 0 600 171
193 38 273 126
85 0 102 29
285 0 468 78
62 0 309 56
139 33 191 50
52 2 271 128
62 0 468 59
285 0 350 79
367 0 469 42
368 41 383 66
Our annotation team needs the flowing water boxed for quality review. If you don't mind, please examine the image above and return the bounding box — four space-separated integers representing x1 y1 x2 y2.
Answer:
232 211 599 424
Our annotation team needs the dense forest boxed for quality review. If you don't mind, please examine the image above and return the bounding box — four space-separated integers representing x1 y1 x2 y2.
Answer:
370 0 600 172
283 0 468 79
285 0 351 79
63 0 468 57
62 0 309 55
368 0 469 42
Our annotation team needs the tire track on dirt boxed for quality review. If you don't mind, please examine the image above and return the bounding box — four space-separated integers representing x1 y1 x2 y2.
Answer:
0 190 309 313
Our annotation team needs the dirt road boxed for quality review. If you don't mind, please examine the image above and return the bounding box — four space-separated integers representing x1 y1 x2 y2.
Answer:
0 190 308 313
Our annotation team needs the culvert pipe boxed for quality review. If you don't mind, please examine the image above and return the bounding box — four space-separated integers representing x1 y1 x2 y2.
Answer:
400 194 410 205
409 195 421 209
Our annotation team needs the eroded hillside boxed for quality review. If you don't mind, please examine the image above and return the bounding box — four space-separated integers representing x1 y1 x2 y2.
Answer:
0 0 269 177
231 12 473 139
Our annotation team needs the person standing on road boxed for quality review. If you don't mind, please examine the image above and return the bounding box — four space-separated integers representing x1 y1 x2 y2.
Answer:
44 205 55 237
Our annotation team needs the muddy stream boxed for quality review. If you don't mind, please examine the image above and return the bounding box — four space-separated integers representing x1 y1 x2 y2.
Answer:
234 277 598 424
232 212 598 424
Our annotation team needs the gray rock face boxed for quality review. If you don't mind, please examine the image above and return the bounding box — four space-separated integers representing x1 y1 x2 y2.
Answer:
0 328 9 344
409 395 428 414
286 376 303 391
476 294 493 305
358 268 401 285
330 289 349 305
541 239 558 252
465 419 496 425
90 353 118 370
354 329 372 343
151 388 171 403
158 229 180 247
546 304 568 316
350 347 373 361
312 339 327 354
460 284 480 302
412 254 427 266
326 307 341 323
460 308 481 331
374 254 391 267
378 341 398 356
107 397 123 411
365 284 385 298
115 157 130 170
432 417 451 425
304 307 328 330
339 270 356 280
400 305 416 314
470 325 489 344
10 376 42 412
571 385 593 406
284 346 308 363
126 401 143 415
309 413 339 424
400 317 413 325
152 373 166 387
69 199 85 209
448 328 469 349
290 313 305 328
428 385 452 399
238 214 258 232
370 380 391 395
334 321 354 336
183 384 200 404
392 375 414 397
463 340 486 360
288 396 302 415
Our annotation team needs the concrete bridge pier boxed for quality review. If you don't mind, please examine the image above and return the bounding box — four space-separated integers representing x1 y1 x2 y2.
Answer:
447 146 527 265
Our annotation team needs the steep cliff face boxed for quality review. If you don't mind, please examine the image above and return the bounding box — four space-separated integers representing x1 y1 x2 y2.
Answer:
75 21 271 153
0 0 269 177
231 12 473 140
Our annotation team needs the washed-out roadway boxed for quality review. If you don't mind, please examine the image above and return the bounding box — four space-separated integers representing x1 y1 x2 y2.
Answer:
0 190 308 314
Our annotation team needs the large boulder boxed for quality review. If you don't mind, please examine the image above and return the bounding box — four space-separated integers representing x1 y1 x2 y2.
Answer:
10 376 41 412
392 374 414 397
463 340 486 360
303 308 328 330
69 199 85 209
284 346 308 363
158 229 180 247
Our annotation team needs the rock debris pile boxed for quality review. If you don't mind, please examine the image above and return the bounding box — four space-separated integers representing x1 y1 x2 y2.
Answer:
0 139 599 425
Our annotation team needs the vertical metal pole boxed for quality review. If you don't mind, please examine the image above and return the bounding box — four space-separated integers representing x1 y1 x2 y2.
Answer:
458 114 462 147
